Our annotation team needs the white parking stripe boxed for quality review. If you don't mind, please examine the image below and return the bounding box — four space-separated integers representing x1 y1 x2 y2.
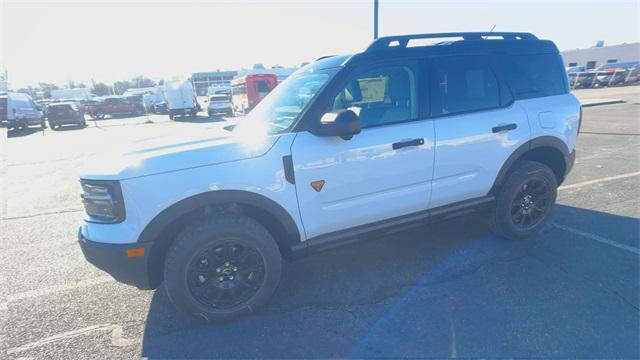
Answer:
5 276 114 305
553 222 640 255
7 324 114 354
559 171 640 191
6 324 136 354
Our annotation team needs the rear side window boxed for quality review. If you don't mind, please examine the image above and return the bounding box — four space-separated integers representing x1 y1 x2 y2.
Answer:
503 53 567 100
431 55 500 116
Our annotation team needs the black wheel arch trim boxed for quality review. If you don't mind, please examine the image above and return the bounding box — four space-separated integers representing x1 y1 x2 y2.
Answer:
137 190 301 247
490 136 571 193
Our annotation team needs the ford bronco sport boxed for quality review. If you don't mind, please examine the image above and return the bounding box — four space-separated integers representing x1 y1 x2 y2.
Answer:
78 32 580 322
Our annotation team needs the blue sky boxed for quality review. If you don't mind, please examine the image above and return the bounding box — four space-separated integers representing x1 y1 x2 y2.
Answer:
3 0 639 88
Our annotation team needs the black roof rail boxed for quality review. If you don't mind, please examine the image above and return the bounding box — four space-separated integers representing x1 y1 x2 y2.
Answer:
366 32 538 51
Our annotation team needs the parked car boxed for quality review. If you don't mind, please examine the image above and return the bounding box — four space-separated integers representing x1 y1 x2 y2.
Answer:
594 61 640 87
86 96 145 119
206 93 233 117
78 32 579 322
571 71 597 88
164 78 199 120
46 102 87 130
143 92 165 112
4 92 45 130
152 100 168 114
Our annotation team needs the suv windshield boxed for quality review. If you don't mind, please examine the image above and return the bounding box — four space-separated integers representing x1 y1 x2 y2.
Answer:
238 65 338 134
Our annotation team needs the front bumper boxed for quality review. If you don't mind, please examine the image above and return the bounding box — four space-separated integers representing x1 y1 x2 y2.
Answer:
78 228 154 289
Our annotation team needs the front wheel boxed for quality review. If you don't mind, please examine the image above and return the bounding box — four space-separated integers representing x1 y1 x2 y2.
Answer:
164 215 282 322
490 160 557 239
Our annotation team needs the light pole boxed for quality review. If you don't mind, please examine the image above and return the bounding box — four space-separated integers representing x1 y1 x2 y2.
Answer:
374 0 379 39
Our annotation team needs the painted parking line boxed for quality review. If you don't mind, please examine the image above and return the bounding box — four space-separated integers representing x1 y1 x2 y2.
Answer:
6 323 135 355
553 222 640 255
559 171 640 191
0 276 114 312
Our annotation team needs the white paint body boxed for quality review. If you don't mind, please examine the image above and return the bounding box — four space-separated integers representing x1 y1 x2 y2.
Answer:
163 79 196 111
81 92 580 245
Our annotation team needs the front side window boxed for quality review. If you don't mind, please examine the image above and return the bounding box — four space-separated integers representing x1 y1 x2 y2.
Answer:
431 55 500 116
332 62 418 128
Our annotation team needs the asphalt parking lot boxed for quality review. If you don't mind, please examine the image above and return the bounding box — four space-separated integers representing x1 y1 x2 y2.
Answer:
1 88 639 359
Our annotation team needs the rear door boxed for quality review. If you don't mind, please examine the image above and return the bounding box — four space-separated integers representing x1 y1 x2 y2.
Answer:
429 54 530 208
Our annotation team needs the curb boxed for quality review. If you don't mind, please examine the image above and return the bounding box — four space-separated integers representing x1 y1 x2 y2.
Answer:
581 99 625 107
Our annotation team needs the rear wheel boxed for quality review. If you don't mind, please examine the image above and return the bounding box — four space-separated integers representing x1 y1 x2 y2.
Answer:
164 215 282 322
490 160 557 239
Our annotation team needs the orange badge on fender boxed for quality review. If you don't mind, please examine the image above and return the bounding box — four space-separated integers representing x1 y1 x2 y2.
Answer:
310 180 325 192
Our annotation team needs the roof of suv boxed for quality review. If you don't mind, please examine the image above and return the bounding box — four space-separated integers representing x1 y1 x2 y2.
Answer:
314 32 558 70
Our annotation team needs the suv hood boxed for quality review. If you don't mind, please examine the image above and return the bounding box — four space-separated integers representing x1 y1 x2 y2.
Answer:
80 129 278 180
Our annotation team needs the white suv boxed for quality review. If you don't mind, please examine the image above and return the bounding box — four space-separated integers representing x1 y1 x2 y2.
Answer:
78 32 580 321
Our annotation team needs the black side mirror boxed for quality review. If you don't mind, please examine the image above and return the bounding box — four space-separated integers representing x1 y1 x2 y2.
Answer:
314 109 361 140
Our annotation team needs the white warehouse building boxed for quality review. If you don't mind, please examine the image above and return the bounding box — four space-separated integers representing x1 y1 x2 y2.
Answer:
561 42 640 70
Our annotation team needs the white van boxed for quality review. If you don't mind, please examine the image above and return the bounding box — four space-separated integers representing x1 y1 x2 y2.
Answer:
163 79 199 120
4 92 45 130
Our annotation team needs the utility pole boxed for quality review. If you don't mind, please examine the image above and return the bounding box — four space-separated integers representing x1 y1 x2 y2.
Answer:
374 0 379 39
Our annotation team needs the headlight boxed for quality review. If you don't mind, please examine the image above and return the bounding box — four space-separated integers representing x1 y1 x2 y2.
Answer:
80 179 126 223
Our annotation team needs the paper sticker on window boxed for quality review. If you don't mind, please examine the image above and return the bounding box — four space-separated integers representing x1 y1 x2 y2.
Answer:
357 76 388 104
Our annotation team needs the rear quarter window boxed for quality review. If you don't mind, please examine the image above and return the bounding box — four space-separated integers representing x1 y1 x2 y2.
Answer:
502 53 567 100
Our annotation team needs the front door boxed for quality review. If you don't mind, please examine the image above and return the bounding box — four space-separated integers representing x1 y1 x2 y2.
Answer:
291 60 435 240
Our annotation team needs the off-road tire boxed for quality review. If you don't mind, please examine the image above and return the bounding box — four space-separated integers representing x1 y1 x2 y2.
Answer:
490 160 557 239
164 214 282 322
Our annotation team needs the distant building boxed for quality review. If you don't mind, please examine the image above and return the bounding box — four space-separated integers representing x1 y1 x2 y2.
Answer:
561 42 640 70
237 66 297 83
191 65 298 95
191 70 238 96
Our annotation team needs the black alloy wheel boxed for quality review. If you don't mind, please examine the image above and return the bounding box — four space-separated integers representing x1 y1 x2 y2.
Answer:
490 160 558 239
187 241 266 310
510 178 552 230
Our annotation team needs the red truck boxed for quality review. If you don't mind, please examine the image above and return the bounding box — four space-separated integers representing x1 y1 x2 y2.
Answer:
85 96 145 119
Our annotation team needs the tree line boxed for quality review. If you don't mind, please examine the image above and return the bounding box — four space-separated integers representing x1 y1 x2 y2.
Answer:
16 76 159 99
